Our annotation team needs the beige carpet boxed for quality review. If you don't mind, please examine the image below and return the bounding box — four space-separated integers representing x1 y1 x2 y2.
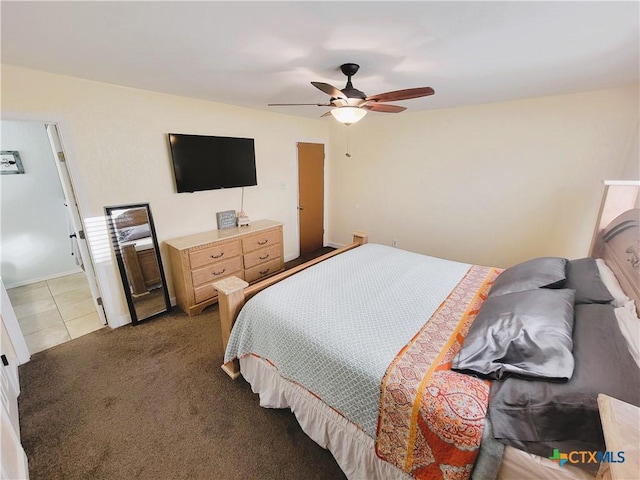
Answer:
18 295 346 479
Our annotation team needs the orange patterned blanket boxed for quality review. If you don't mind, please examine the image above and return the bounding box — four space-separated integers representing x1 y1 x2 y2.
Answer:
376 265 502 480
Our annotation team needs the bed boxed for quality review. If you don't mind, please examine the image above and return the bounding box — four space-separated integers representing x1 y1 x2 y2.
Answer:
214 188 639 480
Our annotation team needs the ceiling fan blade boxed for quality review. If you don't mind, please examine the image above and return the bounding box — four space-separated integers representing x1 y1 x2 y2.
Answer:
268 103 333 107
365 87 435 103
311 82 347 99
321 111 333 117
362 103 407 113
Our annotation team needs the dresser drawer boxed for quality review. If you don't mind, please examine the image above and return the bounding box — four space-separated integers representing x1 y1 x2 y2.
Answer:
189 241 241 269
191 256 243 287
243 244 282 270
244 257 284 283
193 271 245 304
242 228 281 253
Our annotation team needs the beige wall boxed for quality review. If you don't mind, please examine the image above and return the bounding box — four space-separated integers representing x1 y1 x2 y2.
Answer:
327 84 639 268
1 65 328 326
3 64 638 326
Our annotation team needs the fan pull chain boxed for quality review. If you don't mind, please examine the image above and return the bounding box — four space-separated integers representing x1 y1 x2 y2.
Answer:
345 130 351 158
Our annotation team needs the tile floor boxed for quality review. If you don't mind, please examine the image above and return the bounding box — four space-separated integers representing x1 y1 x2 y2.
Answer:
7 272 105 354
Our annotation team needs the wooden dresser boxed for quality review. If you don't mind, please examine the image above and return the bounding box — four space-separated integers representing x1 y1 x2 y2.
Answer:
165 220 284 316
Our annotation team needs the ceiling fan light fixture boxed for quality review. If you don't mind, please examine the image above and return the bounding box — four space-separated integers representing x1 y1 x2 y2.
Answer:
330 106 367 125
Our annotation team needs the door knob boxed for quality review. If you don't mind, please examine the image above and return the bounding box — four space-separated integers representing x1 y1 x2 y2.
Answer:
298 206 305 210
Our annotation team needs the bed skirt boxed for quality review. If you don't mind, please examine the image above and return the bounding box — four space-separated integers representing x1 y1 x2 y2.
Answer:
239 355 595 480
240 355 412 480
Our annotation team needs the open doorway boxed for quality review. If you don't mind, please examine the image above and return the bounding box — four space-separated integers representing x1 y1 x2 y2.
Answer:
0 120 106 355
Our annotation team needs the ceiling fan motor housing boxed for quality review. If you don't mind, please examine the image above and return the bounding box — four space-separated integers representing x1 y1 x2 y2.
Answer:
339 63 366 99
340 87 367 100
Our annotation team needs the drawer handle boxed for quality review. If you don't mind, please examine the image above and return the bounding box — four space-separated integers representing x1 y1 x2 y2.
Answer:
257 239 268 245
259 268 270 275
212 268 227 276
259 254 269 260
210 252 224 259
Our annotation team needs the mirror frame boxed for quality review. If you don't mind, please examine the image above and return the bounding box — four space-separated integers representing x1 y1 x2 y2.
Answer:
104 203 171 325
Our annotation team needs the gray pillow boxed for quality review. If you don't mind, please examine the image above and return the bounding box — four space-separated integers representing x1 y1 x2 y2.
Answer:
489 304 640 472
489 257 567 297
452 288 575 381
566 258 613 304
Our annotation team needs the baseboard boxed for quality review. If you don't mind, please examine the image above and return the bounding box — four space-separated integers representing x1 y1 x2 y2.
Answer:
4 268 85 289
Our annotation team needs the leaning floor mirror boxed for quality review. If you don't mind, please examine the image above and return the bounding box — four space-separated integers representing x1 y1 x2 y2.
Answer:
105 203 171 325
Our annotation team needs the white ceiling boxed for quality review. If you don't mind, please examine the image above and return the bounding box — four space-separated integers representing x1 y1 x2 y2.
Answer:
2 1 639 119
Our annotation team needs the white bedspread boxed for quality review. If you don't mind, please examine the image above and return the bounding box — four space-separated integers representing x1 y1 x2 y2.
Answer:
224 243 470 437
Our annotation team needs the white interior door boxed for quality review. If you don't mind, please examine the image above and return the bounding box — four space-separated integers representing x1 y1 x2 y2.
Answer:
0 398 29 480
0 281 29 479
46 124 107 325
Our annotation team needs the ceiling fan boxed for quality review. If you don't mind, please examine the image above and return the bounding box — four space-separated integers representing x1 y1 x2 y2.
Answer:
268 63 435 125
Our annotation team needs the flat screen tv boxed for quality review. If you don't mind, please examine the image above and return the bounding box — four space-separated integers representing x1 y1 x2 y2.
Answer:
168 133 257 193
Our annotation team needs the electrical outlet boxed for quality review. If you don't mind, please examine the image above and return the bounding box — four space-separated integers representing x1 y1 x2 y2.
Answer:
392 239 398 247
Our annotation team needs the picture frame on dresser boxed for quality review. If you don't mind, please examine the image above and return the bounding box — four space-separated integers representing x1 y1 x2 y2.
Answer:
216 210 237 230
164 220 284 316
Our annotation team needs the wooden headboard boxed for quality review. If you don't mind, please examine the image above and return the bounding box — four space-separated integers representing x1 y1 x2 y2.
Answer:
594 208 640 309
590 181 639 311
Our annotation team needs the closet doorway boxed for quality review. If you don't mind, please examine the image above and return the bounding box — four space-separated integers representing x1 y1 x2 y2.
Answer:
1 120 105 355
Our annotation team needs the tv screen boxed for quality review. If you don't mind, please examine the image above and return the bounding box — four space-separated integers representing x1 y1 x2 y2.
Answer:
168 133 257 193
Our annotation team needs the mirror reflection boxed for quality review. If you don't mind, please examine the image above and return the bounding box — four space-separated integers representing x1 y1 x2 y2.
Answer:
105 203 170 324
